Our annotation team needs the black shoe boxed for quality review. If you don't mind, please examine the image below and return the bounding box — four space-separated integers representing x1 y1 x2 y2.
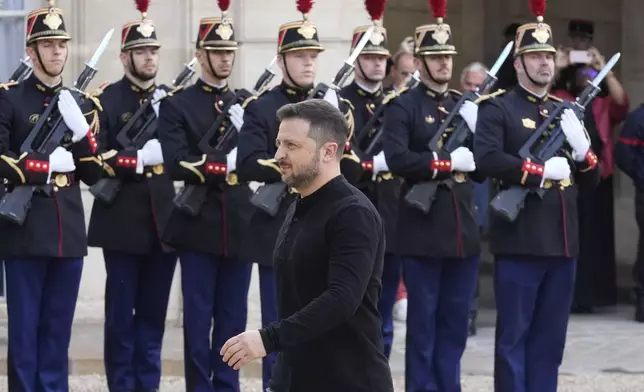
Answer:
467 314 477 337
635 289 644 323
570 303 594 314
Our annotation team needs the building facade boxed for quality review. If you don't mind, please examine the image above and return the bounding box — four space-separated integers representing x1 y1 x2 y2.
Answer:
0 0 641 317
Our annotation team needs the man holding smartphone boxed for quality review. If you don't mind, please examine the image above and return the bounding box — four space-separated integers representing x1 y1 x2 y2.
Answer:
551 19 629 315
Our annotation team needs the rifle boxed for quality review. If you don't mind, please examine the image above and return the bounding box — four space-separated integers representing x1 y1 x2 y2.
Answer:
89 57 198 204
173 57 278 216
357 70 420 156
403 42 513 214
8 57 33 83
489 52 621 223
0 29 114 226
248 30 377 217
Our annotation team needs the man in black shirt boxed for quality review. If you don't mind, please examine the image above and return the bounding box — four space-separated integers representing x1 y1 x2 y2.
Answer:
221 99 394 392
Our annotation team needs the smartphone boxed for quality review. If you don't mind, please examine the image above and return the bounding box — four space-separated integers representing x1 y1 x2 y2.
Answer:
569 50 592 64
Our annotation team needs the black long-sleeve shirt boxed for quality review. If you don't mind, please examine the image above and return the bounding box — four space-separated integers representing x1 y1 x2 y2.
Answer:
259 174 393 392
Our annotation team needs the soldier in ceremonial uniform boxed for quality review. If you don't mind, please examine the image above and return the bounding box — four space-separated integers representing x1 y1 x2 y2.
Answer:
381 0 481 389
473 2 601 390
338 0 404 360
156 2 251 391
0 1 105 390
235 1 340 389
86 2 178 391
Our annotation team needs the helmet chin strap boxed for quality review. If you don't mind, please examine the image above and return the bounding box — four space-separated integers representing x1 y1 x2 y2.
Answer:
519 54 548 89
281 54 314 92
127 51 153 82
34 46 66 79
356 58 379 85
420 56 442 88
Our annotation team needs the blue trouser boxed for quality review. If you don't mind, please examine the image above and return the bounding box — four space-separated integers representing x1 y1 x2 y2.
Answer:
5 257 83 392
377 253 402 359
103 250 177 392
494 256 576 392
473 179 489 229
181 252 252 392
403 255 479 392
257 264 278 392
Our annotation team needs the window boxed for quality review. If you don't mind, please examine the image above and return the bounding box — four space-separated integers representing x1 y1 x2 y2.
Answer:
0 0 27 81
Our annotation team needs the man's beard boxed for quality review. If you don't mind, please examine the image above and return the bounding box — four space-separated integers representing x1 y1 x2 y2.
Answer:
283 154 320 189
130 63 156 82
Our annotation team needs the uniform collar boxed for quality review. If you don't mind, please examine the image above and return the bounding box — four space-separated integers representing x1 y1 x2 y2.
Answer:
295 174 346 214
197 78 230 95
420 83 449 101
279 81 313 103
515 84 550 105
353 81 382 100
27 75 63 96
123 75 156 95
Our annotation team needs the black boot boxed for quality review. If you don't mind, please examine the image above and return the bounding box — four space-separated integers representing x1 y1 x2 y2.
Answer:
635 289 644 323
467 311 477 337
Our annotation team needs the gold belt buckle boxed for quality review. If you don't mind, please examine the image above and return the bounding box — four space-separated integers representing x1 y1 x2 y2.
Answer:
54 174 69 187
152 164 165 175
453 172 466 183
226 172 239 186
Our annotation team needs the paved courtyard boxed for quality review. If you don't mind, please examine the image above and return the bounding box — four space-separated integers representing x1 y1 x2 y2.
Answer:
0 266 642 390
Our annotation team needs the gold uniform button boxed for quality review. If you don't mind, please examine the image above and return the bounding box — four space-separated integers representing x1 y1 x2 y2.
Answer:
146 172 153 178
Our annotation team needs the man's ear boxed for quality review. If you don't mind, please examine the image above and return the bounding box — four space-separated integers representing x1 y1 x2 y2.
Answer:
323 142 339 161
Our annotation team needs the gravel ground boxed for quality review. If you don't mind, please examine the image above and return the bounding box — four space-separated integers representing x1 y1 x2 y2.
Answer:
17 374 644 391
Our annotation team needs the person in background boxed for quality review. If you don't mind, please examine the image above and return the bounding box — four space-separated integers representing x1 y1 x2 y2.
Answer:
551 19 628 314
460 61 489 337
387 49 416 92
616 104 644 322
383 38 417 323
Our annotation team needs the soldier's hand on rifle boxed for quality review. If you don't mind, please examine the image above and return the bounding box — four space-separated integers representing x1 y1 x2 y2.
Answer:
458 101 478 133
560 108 590 161
47 146 76 182
151 89 167 117
226 147 238 174
449 146 476 172
58 90 90 143
371 151 389 181
229 104 244 132
136 139 164 174
540 156 571 188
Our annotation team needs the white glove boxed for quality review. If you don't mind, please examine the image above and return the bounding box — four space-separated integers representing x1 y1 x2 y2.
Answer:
151 89 167 117
226 147 237 174
322 88 339 108
449 146 476 172
229 104 244 132
58 89 90 142
540 156 571 188
560 108 589 161
136 139 164 174
47 146 75 183
372 151 389 181
458 100 478 133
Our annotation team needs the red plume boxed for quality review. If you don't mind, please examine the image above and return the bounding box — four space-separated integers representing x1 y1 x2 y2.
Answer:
365 0 386 22
218 0 230 12
135 0 150 14
529 0 546 17
296 0 314 15
429 0 446 19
